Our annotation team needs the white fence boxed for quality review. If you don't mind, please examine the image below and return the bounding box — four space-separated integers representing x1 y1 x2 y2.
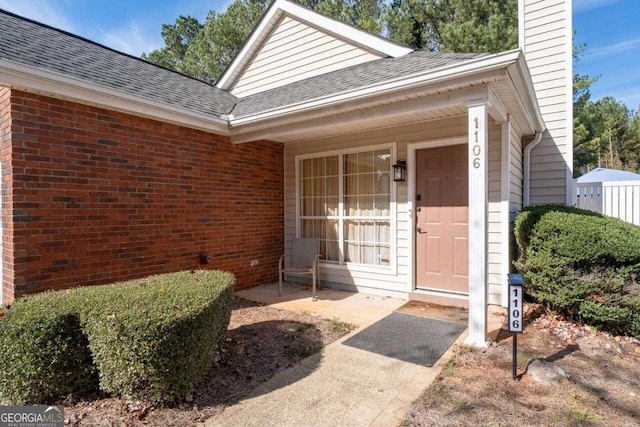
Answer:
574 180 640 226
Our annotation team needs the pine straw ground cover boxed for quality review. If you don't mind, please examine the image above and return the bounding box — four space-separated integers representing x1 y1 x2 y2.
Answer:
64 298 354 426
403 303 640 427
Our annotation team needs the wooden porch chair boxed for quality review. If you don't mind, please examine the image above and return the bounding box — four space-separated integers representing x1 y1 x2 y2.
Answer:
278 237 321 300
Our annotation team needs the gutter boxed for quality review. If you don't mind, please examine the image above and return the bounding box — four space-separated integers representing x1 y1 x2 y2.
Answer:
0 58 230 135
230 50 523 127
523 131 543 206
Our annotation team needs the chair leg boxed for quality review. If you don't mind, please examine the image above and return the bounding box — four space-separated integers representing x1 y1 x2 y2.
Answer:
312 269 317 301
278 270 283 296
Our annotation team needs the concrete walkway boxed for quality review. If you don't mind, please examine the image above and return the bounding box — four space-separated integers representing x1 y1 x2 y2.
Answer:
204 284 472 427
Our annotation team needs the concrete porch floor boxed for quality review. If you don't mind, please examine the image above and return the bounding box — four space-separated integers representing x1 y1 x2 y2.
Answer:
205 283 505 427
237 282 407 328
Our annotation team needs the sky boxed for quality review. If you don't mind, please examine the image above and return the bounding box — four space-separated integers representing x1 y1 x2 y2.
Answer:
0 0 638 109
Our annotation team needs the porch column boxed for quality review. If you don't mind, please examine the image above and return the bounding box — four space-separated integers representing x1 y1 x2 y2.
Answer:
500 118 512 308
466 103 489 347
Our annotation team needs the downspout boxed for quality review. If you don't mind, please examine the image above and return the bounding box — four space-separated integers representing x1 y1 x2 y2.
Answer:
523 131 543 206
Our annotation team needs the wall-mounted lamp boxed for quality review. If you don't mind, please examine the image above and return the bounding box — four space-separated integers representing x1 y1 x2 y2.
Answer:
393 160 407 182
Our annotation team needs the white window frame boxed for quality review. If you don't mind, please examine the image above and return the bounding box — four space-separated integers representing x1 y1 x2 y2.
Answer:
295 143 397 275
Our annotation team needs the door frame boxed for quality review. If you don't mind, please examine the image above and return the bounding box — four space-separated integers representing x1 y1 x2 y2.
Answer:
407 136 468 300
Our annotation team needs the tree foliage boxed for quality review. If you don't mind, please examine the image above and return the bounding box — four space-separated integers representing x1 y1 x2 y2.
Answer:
143 0 517 82
143 0 270 82
385 0 518 52
573 38 640 175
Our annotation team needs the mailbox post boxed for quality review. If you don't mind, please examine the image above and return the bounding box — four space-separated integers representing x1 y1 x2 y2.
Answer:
507 273 524 380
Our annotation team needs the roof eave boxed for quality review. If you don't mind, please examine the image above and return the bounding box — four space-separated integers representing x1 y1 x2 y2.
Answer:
507 52 546 134
0 58 230 135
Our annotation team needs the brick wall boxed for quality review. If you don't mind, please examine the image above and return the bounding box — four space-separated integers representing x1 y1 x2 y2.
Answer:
0 88 11 304
2 89 284 303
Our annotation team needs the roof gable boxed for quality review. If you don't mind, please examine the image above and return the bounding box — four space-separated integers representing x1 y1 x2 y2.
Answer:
216 0 412 96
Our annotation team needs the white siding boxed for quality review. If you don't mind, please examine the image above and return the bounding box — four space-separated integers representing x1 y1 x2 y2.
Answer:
510 123 524 214
521 0 572 205
487 120 502 305
284 117 467 295
231 16 384 97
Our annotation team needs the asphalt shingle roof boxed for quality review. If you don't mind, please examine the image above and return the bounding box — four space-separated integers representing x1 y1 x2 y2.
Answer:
232 51 488 118
0 9 238 118
0 9 489 123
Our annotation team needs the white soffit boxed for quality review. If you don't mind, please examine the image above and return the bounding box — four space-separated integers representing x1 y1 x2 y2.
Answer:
215 0 413 92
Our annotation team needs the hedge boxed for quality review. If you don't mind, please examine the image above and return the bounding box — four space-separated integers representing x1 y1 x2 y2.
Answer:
0 292 98 404
514 205 640 338
0 270 234 405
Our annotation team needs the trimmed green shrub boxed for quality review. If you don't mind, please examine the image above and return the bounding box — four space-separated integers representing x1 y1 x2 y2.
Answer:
0 270 234 405
0 292 98 404
79 270 234 404
514 205 640 338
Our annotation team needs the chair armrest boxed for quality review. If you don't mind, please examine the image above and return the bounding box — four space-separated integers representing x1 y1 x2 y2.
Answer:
278 254 285 271
313 255 321 267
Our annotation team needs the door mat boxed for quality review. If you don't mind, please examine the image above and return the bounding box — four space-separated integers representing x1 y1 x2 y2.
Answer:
342 312 466 367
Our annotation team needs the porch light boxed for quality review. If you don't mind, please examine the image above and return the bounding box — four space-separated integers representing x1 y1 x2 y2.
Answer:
393 160 406 182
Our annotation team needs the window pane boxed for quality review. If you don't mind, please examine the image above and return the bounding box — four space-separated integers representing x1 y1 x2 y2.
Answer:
374 150 391 172
302 178 312 198
302 197 312 216
344 153 358 175
357 173 374 195
300 150 391 267
302 159 313 178
314 219 327 239
374 196 389 216
361 221 374 243
326 156 339 175
326 196 338 216
344 175 357 195
344 242 357 263
358 151 374 173
313 198 323 216
362 244 375 265
343 220 390 265
313 177 325 197
344 196 356 216
312 157 325 176
302 219 313 237
374 172 390 194
376 245 390 266
327 219 339 241
358 195 372 216
345 220 358 242
326 240 339 263
377 221 390 243
325 219 339 262
327 176 338 196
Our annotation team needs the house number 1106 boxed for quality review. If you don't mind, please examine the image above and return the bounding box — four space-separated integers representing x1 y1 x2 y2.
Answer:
472 117 481 169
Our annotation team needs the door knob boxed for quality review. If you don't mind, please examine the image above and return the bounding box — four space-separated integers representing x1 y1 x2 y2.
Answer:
417 227 427 234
